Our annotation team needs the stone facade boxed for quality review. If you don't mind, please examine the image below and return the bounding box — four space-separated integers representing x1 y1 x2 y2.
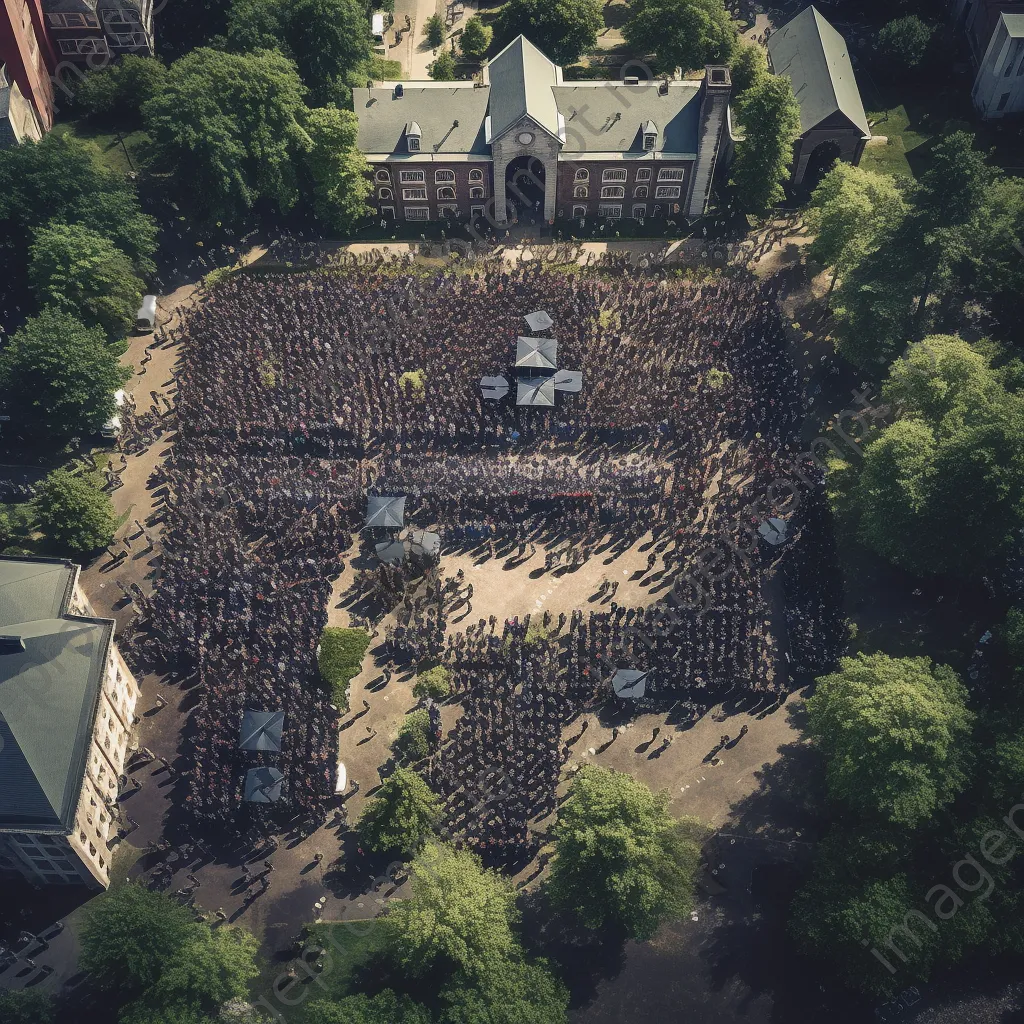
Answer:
789 111 868 185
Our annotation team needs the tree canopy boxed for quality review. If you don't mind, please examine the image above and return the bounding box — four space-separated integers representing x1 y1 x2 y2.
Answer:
438 956 569 1024
0 306 131 439
729 73 802 213
226 0 370 104
75 55 168 122
807 653 973 827
429 49 459 81
806 163 909 292
142 47 311 219
460 16 493 60
392 708 436 764
876 15 934 71
379 841 520 980
0 991 55 1024
832 335 1024 576
302 992 432 1024
0 132 156 276
625 0 736 74
358 766 441 854
728 39 767 98
35 469 119 557
547 764 708 940
496 0 603 66
29 222 144 338
302 107 372 232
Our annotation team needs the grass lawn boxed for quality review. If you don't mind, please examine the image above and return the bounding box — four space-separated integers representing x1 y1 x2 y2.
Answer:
254 921 380 1020
52 119 149 176
860 104 931 178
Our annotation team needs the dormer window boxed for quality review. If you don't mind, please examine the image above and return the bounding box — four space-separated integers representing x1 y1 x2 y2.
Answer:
642 120 658 152
406 121 421 152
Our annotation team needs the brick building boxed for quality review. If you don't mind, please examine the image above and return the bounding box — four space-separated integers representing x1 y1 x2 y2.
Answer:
766 6 870 187
0 557 140 889
0 0 55 138
42 0 154 66
353 35 732 224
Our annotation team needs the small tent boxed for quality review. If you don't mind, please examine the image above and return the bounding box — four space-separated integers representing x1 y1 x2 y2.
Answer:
515 336 558 372
243 766 285 803
239 709 285 752
611 669 648 698
524 310 554 332
366 494 406 529
553 371 583 393
516 377 556 407
480 375 511 401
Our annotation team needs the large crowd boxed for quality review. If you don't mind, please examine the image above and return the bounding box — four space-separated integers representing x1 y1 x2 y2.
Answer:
139 256 843 838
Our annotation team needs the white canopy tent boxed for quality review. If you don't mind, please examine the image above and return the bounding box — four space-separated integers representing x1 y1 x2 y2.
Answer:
515 337 558 372
523 310 554 332
611 669 648 698
516 377 557 407
366 494 406 529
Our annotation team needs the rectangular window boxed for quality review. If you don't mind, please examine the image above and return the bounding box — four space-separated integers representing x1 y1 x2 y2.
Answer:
997 91 1011 111
598 204 622 219
600 185 625 199
632 205 647 219
601 168 627 182
655 185 681 199
434 169 456 183
405 207 429 221
399 170 425 183
657 167 685 181
470 205 484 218
635 168 651 181
402 188 427 200
110 31 148 47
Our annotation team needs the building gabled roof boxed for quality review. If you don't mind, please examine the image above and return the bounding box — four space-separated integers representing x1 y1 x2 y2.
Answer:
0 558 111 832
486 35 561 141
767 5 870 136
1003 11 1024 36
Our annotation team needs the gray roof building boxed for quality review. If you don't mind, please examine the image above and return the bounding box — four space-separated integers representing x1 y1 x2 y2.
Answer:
487 35 562 141
0 558 113 830
767 5 870 136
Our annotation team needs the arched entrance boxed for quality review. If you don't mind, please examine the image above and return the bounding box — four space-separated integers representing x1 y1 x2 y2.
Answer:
504 155 546 223
801 140 842 191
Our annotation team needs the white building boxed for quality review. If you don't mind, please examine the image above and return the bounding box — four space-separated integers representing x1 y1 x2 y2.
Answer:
971 12 1024 117
0 557 140 889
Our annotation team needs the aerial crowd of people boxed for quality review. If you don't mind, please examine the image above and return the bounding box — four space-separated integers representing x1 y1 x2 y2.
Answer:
137 254 843 839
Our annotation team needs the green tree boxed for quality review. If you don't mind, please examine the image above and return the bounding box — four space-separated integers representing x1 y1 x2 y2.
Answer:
625 0 736 74
729 73 801 213
80 883 200 996
380 841 520 979
789 829 937 997
876 15 933 70
302 992 432 1024
0 307 131 438
303 107 372 233
358 766 442 854
547 765 708 940
439 957 569 1024
413 665 453 700
425 13 446 47
226 0 371 105
29 222 144 338
0 991 55 1024
392 708 436 764
142 47 311 219
120 1003 218 1024
806 163 909 295
460 16 493 60
807 653 973 827
728 39 767 97
76 55 168 122
496 0 603 66
0 132 157 275
429 49 458 81
35 469 118 556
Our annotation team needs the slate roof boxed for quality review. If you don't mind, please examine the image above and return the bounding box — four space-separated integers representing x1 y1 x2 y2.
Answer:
0 558 111 831
553 83 702 154
352 85 491 155
767 5 870 136
487 35 561 140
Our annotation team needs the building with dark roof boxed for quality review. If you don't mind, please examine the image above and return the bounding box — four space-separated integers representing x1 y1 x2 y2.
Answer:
0 557 139 889
353 34 732 225
766 6 870 186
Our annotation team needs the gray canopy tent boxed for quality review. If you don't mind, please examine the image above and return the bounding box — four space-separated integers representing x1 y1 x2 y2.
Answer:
239 709 285 752
516 377 556 407
366 495 406 529
243 766 285 803
515 337 558 372
611 669 648 698
375 528 441 565
480 375 511 401
553 371 583 393
524 310 554 332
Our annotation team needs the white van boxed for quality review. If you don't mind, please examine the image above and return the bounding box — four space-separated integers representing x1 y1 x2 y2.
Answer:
101 389 127 439
135 294 158 333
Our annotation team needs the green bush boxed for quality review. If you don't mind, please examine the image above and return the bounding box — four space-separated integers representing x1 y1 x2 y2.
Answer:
392 709 435 764
425 13 445 47
413 665 452 700
317 627 370 711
